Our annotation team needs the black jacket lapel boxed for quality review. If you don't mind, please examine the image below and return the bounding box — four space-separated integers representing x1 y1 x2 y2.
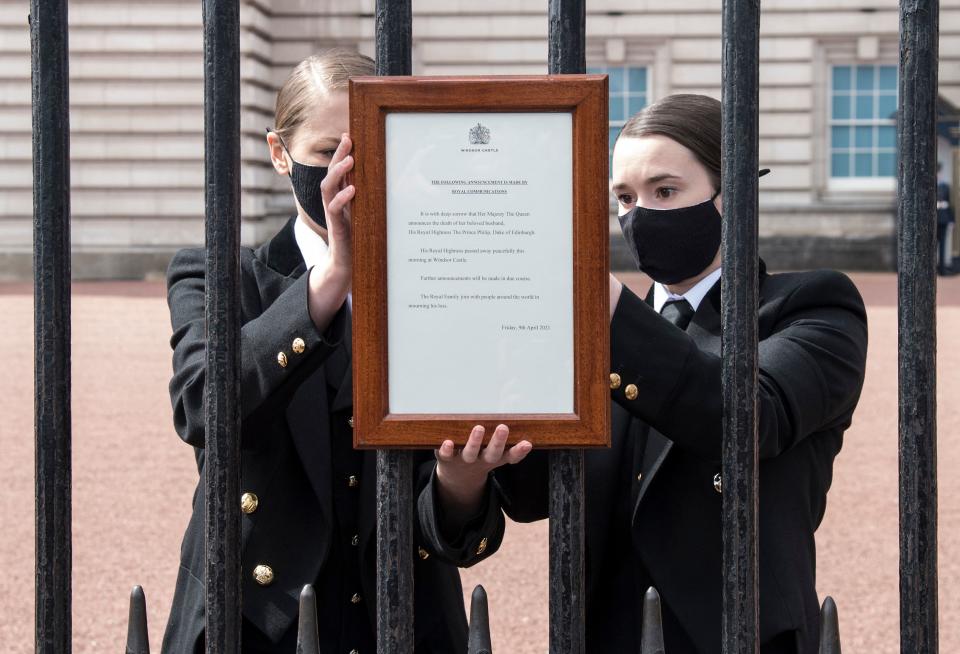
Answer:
285 368 334 529
631 262 767 514
252 217 307 310
634 430 672 508
330 306 354 412
258 217 335 522
632 283 674 510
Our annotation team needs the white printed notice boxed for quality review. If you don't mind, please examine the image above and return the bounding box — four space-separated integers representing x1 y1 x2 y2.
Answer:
386 112 574 414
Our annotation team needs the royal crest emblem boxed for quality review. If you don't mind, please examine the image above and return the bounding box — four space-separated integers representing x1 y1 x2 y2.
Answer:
468 122 491 145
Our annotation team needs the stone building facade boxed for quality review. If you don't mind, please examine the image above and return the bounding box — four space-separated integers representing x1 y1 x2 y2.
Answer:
1 0 958 278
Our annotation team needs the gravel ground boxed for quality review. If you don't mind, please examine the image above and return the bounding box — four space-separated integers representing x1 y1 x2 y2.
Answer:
1 272 958 652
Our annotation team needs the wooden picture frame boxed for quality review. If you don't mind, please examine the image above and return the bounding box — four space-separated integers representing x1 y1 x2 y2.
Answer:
349 75 609 448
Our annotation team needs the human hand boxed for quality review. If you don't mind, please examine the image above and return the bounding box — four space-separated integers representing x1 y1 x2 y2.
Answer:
307 134 354 329
320 133 355 280
435 425 532 517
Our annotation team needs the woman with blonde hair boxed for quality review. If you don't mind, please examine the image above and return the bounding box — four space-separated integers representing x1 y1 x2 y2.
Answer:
161 48 511 654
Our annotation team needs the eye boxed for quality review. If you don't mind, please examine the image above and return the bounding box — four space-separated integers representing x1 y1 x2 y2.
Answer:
317 149 337 159
617 193 635 206
654 186 677 200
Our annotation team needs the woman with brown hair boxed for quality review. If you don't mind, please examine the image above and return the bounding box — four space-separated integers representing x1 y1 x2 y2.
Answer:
424 94 869 653
160 48 520 654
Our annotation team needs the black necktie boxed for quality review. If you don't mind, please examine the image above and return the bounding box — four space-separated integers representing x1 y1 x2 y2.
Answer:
660 298 694 330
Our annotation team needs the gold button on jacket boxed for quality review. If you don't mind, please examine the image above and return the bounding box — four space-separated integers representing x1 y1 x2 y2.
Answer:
609 373 622 390
240 492 258 514
713 473 723 494
348 475 359 488
418 546 430 560
348 416 355 429
475 537 488 555
291 337 306 354
351 534 360 547
624 383 639 400
252 564 274 586
350 593 362 604
276 351 288 368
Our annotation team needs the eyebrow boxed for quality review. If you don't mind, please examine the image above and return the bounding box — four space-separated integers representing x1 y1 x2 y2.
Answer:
611 173 684 193
645 173 682 184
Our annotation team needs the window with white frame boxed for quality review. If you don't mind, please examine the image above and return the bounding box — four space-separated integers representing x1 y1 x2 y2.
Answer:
586 65 649 174
829 64 897 180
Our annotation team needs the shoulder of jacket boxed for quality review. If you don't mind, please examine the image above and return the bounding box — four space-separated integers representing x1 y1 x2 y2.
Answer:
166 245 259 286
765 268 864 312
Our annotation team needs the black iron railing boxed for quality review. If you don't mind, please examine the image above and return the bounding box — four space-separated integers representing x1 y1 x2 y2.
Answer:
547 2 588 653
898 1 940 652
30 1 71 652
29 1 941 653
720 1 761 651
201 0 244 650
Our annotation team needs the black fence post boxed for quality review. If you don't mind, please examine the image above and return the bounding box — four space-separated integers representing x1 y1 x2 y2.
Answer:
467 585 493 654
296 585 321 654
202 0 243 650
818 597 841 654
374 3 415 653
546 4 587 652
30 1 72 652
125 586 150 654
720 1 761 653
898 2 940 653
641 587 666 654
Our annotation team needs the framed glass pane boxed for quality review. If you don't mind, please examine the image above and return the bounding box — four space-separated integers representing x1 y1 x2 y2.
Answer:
878 152 896 177
833 66 852 91
597 65 648 178
609 126 621 151
879 66 898 91
829 63 898 180
879 93 897 120
586 66 603 75
832 153 851 177
878 125 896 148
832 94 851 119
609 96 625 122
832 126 851 148
608 68 624 94
627 94 646 116
628 67 647 93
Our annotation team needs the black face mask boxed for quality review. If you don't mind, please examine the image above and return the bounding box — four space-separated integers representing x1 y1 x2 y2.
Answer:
617 193 721 285
269 129 329 228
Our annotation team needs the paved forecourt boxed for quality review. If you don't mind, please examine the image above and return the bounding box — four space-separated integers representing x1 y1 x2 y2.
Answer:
1 272 958 652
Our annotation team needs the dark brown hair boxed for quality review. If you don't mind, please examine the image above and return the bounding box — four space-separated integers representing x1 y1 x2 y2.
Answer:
619 94 721 188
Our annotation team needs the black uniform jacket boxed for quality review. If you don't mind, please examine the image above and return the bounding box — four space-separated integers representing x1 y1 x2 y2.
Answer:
420 264 868 654
161 218 485 653
938 180 953 225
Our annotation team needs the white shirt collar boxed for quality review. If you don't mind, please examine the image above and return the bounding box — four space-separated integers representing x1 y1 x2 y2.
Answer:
652 267 722 314
293 216 353 310
293 216 329 270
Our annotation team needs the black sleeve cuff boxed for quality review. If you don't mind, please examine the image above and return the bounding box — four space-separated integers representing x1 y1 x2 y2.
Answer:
609 284 696 423
417 465 505 568
239 270 347 425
